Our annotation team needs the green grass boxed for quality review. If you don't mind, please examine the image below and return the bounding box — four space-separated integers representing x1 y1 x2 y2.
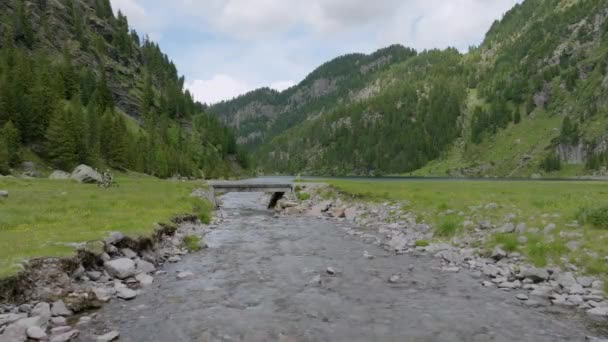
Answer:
297 192 311 201
414 240 430 247
324 179 608 281
0 175 210 277
182 235 201 252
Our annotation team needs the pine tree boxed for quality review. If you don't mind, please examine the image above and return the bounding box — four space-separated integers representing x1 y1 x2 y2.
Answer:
14 0 35 48
0 138 9 174
46 107 78 170
1 121 21 166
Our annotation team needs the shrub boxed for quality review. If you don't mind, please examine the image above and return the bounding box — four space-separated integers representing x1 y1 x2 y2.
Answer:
414 240 430 247
435 218 459 237
297 192 311 201
191 197 212 224
183 235 201 252
578 206 608 229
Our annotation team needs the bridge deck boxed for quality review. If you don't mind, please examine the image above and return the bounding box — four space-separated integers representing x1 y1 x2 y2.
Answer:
208 182 293 193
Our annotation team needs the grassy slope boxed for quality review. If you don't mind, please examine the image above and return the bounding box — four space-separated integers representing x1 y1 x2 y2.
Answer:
412 90 590 178
325 179 608 287
0 175 210 277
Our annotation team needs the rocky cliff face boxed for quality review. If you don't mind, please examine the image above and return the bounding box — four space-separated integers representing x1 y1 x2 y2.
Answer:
0 0 144 118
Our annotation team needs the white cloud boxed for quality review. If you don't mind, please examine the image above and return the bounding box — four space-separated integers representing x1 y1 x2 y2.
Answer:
270 81 295 92
111 0 523 102
186 75 253 104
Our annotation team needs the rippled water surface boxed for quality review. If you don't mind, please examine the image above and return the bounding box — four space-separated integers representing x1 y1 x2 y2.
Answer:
79 192 605 341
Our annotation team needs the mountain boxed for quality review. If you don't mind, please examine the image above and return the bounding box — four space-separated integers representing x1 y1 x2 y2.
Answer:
0 0 243 178
209 45 417 147
212 0 608 178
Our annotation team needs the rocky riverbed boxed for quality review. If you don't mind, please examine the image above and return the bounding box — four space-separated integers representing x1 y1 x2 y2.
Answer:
1 187 607 341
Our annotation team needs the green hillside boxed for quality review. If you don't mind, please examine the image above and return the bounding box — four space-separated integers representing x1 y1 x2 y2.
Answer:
0 0 243 178
212 0 608 178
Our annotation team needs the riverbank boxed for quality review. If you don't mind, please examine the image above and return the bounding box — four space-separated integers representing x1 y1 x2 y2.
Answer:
278 180 608 319
0 175 211 278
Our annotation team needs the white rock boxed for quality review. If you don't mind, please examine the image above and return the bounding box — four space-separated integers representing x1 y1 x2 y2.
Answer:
544 223 556 234
587 307 608 317
30 302 51 320
51 317 67 326
176 271 194 280
326 267 336 275
104 258 137 279
491 246 507 261
516 294 529 301
116 287 137 300
51 301 72 317
0 313 27 327
578 277 595 288
26 326 47 340
519 267 549 283
49 330 79 342
498 223 515 234
136 259 156 274
388 274 401 283
93 288 113 302
167 256 181 263
49 170 70 180
50 326 71 335
96 330 120 342
135 273 154 287
442 266 460 273
121 248 137 259
71 164 102 183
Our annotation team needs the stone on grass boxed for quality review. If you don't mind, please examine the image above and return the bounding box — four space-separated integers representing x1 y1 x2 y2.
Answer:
71 165 102 184
0 190 8 198
498 223 515 234
49 171 70 180
104 258 136 279
96 330 120 342
51 300 72 317
544 223 556 234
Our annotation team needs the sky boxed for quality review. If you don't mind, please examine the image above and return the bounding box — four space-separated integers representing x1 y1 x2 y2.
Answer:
109 0 522 104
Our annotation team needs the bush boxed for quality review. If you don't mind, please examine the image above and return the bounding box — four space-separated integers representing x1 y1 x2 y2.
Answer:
435 218 459 237
183 235 201 252
296 192 311 201
414 240 430 247
578 206 608 229
540 154 561 172
191 197 212 224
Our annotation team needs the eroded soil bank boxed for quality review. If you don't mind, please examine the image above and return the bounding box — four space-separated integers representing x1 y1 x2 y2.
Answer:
73 192 606 342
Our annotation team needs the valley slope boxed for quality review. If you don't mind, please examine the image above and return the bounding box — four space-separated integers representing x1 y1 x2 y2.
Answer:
211 0 608 177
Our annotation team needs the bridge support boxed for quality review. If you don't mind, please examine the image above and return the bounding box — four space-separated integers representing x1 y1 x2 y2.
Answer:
268 192 285 209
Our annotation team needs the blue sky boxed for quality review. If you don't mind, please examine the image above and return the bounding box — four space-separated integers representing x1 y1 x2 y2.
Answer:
110 0 521 104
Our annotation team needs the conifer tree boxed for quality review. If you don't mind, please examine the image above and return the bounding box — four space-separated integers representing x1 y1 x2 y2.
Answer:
46 107 78 170
1 121 21 166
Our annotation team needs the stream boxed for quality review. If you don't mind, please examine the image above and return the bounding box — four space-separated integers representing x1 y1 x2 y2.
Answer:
78 192 604 341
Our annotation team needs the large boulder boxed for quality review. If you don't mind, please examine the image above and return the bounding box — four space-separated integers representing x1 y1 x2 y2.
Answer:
70 165 102 184
49 170 70 180
104 258 136 279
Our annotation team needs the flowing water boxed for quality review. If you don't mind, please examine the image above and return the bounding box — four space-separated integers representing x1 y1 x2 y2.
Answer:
78 192 605 341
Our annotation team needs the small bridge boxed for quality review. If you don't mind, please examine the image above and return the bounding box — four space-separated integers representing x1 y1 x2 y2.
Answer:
208 181 293 209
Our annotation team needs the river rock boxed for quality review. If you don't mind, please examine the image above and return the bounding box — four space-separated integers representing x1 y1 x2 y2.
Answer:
51 300 72 317
49 330 79 342
437 251 464 265
51 317 67 326
344 208 357 221
498 223 515 234
587 306 608 317
29 303 48 319
96 330 120 342
49 171 70 180
135 273 154 287
0 313 27 327
104 232 124 245
136 259 156 274
578 277 595 288
177 271 194 280
93 288 112 302
556 272 578 290
516 294 529 301
326 267 336 275
519 267 549 283
121 248 137 259
498 280 522 289
387 232 408 252
388 274 401 283
104 258 136 279
491 246 507 261
26 326 47 340
116 287 137 300
71 165 102 184
278 200 298 209
50 326 71 335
